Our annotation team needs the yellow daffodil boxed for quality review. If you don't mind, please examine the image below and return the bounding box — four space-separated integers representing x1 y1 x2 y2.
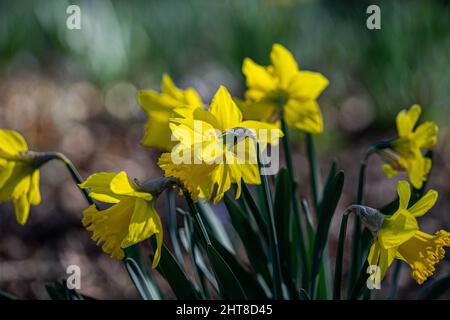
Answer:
0 129 41 225
380 104 438 189
242 43 328 134
137 74 203 151
158 86 283 204
367 180 450 284
80 171 163 267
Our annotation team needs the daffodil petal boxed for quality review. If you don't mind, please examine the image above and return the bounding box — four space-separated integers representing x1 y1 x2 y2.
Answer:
408 189 438 217
413 121 438 150
0 129 28 158
79 172 121 203
270 43 299 87
378 211 418 249
242 58 277 94
397 180 411 210
110 171 152 200
121 198 159 248
288 71 329 100
396 104 421 137
208 86 243 131
28 170 41 206
13 194 30 225
284 99 323 134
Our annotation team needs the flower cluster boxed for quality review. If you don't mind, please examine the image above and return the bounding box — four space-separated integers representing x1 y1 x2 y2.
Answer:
0 43 448 293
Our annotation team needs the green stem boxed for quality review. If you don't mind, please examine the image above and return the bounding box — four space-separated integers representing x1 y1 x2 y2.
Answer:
183 190 211 247
305 134 320 214
45 152 95 207
166 188 185 268
281 118 308 288
257 143 283 299
347 160 366 297
333 213 349 300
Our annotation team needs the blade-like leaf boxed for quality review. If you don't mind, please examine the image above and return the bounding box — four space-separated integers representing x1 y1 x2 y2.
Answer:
224 194 271 287
418 272 450 300
209 235 268 299
206 244 247 299
155 244 200 300
196 199 234 253
124 246 161 300
310 170 345 297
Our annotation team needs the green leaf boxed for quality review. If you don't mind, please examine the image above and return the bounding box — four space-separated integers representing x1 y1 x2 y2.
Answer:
418 272 450 300
0 290 16 300
298 288 311 300
224 194 271 287
206 244 247 299
196 199 234 253
155 244 200 300
310 170 345 297
166 188 185 268
181 214 216 298
208 235 268 299
124 246 161 300
242 182 269 241
45 281 94 300
333 213 349 300
349 260 369 300
273 168 299 297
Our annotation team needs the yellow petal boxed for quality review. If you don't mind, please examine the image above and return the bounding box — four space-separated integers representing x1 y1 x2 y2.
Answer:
397 180 411 210
239 120 284 145
378 210 418 249
368 241 381 266
0 129 28 158
82 199 135 260
152 210 163 268
211 163 232 204
110 171 152 201
0 161 14 189
284 99 323 134
408 189 438 217
13 194 30 225
242 58 277 96
235 98 277 123
270 43 299 88
208 86 243 131
406 151 429 189
79 172 121 203
137 90 177 114
382 164 398 178
28 169 41 206
141 109 177 151
288 71 329 100
396 104 421 137
193 108 221 129
378 247 396 280
413 121 438 149
161 73 185 100
121 198 159 248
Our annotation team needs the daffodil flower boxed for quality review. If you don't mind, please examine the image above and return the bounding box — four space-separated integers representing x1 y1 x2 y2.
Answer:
241 43 328 134
80 171 163 267
137 74 203 151
379 104 438 189
357 180 450 284
158 86 283 204
0 129 41 225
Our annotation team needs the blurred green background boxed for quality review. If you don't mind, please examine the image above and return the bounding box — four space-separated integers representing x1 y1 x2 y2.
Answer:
1 0 450 299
